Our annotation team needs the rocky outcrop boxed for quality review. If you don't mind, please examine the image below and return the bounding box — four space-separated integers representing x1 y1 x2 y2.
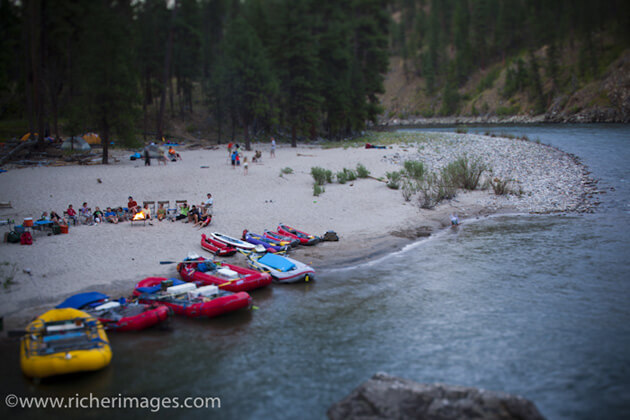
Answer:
328 373 546 420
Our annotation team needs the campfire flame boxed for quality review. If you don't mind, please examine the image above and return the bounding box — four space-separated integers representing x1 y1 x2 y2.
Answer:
133 212 145 221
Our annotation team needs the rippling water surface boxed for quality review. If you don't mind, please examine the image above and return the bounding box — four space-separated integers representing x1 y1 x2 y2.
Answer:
2 125 629 420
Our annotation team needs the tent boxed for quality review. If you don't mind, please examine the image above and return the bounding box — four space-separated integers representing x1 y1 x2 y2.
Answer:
83 133 101 144
61 136 91 151
20 132 38 141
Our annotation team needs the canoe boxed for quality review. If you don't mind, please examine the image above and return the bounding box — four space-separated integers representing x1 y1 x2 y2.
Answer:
201 233 237 257
178 256 272 292
277 224 320 245
242 230 289 253
20 308 112 379
133 277 252 318
210 232 266 252
263 230 301 248
246 252 315 284
56 292 170 332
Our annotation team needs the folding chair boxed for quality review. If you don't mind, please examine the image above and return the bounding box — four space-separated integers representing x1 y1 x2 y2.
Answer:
142 201 156 214
157 200 170 221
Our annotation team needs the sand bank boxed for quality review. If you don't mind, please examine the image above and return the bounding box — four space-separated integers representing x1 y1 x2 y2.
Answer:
0 132 592 331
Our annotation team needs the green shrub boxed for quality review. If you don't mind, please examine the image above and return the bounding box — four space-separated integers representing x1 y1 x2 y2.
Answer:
336 170 348 184
401 180 417 202
496 105 520 116
386 171 402 189
403 160 425 181
280 167 293 175
313 184 324 196
488 177 512 195
345 168 357 181
311 167 331 185
356 163 370 178
443 155 487 190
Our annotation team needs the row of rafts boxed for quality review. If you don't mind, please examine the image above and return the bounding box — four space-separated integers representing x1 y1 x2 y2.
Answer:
19 225 332 379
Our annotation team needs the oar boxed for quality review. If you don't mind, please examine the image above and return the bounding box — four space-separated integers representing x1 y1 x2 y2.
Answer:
159 259 221 265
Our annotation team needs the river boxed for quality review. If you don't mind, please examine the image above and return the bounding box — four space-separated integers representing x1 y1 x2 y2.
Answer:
1 124 629 420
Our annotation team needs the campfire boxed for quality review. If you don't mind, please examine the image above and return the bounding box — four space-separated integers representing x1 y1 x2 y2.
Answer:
132 212 145 221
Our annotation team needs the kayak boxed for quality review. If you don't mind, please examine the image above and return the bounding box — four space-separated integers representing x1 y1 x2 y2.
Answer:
201 233 237 257
277 224 320 245
133 277 251 318
178 256 272 292
56 292 170 332
20 308 112 379
263 230 301 248
246 252 315 284
210 232 266 252
242 230 289 253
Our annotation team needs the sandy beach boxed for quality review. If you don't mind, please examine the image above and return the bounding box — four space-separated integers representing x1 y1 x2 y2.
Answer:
0 131 593 331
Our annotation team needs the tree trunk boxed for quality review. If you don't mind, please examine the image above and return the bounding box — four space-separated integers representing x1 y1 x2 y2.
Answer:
102 117 109 165
244 121 250 151
291 124 297 148
157 2 178 141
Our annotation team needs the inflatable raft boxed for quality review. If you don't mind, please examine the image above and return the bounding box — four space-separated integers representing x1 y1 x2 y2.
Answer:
201 234 237 257
211 232 265 252
277 224 320 246
20 308 112 379
247 253 315 283
242 230 289 253
263 230 300 248
56 292 170 332
133 277 251 318
178 256 272 292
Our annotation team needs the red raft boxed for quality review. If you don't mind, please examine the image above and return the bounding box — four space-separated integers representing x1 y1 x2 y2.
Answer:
56 292 170 332
277 224 320 246
133 277 251 318
178 257 272 292
201 233 237 257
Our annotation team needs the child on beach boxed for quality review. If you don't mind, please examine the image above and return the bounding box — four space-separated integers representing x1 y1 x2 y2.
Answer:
243 157 248 175
66 204 78 225
157 203 166 221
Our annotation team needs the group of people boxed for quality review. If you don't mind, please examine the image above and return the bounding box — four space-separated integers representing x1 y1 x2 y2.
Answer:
143 143 183 166
49 193 213 228
173 193 213 228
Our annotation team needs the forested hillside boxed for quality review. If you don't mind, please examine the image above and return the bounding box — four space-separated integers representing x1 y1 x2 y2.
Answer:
383 0 630 122
0 0 389 155
1 0 629 159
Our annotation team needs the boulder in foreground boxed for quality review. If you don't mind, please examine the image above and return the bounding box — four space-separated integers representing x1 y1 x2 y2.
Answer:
328 373 545 420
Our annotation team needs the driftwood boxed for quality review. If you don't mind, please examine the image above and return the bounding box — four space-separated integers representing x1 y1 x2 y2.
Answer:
0 140 36 166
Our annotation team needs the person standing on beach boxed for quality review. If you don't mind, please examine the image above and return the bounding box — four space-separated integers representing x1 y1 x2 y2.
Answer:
270 137 276 158
204 193 213 214
144 146 151 166
243 157 249 175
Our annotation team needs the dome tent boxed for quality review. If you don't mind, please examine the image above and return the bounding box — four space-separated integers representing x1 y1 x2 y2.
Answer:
61 136 91 151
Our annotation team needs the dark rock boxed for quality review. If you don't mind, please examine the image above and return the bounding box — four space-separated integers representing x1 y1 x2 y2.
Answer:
328 373 546 420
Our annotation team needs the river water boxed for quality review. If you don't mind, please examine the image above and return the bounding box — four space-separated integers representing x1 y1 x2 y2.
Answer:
1 124 629 420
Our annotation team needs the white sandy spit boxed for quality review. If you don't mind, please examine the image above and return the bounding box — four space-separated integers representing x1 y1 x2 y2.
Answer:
0 132 592 330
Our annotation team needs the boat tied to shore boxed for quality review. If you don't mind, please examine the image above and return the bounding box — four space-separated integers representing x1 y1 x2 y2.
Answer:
20 308 112 379
133 277 252 318
246 252 315 283
178 255 272 292
56 292 171 332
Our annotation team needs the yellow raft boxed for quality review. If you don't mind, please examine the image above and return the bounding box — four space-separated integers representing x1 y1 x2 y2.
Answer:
20 308 112 379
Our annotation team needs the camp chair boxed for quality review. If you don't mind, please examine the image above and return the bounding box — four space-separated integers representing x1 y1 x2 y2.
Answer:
142 201 156 214
157 200 170 221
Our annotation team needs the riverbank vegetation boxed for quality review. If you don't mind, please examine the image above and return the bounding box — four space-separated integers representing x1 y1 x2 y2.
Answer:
383 0 630 121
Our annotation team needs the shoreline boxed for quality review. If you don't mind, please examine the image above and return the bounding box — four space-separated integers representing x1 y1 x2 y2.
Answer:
0 131 596 334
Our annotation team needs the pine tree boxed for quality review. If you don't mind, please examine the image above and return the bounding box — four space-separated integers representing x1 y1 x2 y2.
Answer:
222 16 277 150
270 0 322 146
69 0 139 163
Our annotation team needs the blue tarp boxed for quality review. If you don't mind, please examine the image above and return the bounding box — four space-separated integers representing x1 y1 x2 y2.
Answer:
258 253 295 272
136 278 184 295
56 292 109 309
